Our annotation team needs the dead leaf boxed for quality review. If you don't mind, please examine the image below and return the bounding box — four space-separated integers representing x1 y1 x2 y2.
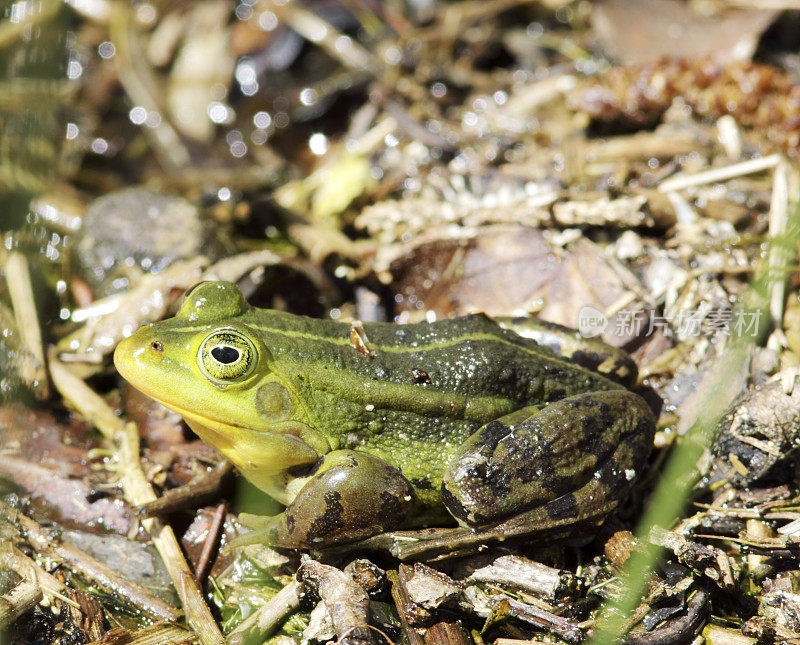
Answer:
592 0 778 65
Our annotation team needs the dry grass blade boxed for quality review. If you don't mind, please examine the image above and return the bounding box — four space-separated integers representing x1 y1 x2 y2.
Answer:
0 542 69 603
226 580 302 645
658 154 781 192
0 579 42 630
87 622 197 645
48 348 124 437
4 251 49 397
107 3 190 170
768 160 791 323
0 501 180 622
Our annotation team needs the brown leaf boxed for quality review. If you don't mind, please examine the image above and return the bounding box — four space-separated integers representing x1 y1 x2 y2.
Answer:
392 227 646 347
592 0 777 65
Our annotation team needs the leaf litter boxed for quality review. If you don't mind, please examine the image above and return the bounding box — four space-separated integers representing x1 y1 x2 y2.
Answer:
4 0 800 644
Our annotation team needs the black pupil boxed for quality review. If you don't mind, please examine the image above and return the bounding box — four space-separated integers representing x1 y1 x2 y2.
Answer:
211 346 240 364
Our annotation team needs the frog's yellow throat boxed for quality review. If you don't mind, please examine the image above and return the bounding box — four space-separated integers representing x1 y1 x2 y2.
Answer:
113 333 322 485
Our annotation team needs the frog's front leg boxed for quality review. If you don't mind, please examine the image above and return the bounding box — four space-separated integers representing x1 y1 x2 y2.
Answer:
252 450 416 549
441 390 655 528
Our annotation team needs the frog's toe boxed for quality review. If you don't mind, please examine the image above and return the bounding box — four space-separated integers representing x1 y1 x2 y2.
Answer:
225 513 282 553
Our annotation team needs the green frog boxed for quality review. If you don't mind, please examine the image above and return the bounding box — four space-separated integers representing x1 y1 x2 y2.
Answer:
114 281 655 558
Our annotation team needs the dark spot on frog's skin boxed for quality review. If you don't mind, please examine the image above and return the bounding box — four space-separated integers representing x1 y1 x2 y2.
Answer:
411 368 431 384
634 417 654 443
569 349 603 373
497 366 515 382
412 477 434 490
479 421 511 447
307 490 345 540
545 492 579 520
448 455 513 513
378 490 408 529
440 485 471 524
596 456 623 491
286 512 296 535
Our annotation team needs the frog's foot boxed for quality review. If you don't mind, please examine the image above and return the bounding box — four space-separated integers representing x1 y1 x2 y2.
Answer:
227 513 283 551
441 390 655 528
256 450 416 550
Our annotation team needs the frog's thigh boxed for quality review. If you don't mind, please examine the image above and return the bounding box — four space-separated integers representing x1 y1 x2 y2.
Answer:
441 390 655 527
270 450 415 548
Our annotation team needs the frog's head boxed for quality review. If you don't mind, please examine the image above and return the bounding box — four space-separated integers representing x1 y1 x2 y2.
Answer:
113 281 320 486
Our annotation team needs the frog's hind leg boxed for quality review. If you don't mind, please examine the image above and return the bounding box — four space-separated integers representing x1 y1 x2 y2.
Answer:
441 390 655 529
243 450 416 549
497 316 638 386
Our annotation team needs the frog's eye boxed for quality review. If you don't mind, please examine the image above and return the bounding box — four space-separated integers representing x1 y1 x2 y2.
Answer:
198 329 257 382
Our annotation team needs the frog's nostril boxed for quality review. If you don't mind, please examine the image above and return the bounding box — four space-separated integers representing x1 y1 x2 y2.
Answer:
150 340 164 353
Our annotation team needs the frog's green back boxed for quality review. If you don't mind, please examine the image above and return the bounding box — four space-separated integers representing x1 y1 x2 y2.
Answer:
244 307 623 495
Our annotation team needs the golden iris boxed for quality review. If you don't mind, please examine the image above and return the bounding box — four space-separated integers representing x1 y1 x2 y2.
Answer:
198 329 257 382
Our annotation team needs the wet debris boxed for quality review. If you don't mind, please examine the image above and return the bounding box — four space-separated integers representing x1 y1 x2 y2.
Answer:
0 454 137 537
648 526 735 591
484 596 585 644
224 572 302 644
138 462 233 519
0 405 138 536
710 369 800 488
626 589 710 645
0 575 42 631
457 553 584 602
74 187 223 296
343 559 387 598
298 557 372 645
389 225 650 347
397 563 463 626
0 499 179 623
574 59 800 160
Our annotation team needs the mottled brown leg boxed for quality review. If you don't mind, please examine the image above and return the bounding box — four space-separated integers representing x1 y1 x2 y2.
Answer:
441 390 654 527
